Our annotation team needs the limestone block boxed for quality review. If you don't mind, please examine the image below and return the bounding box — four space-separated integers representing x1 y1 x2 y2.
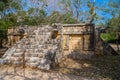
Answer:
30 53 38 57
25 49 30 53
43 49 48 53
10 57 22 61
38 53 44 58
26 63 39 68
5 56 11 60
26 49 33 53
13 53 23 57
15 49 22 53
25 57 30 62
33 45 38 49
0 59 7 64
3 47 15 58
29 57 40 63
17 45 23 48
25 53 31 57
38 58 51 70
38 45 42 48
13 61 21 65
29 49 34 53
25 45 29 49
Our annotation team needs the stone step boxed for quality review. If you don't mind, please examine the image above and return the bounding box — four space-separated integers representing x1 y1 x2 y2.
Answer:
29 57 41 62
15 49 23 53
26 62 39 68
13 60 21 65
12 53 23 57
25 53 39 57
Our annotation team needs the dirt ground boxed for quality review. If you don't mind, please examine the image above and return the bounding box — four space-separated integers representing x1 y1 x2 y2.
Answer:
58 55 120 80
0 47 120 80
0 65 93 80
0 54 120 80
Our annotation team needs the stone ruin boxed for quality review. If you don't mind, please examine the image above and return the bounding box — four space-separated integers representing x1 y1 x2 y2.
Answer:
0 25 62 70
0 23 95 70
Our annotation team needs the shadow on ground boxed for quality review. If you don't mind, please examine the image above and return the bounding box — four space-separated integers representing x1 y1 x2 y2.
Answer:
58 55 120 80
0 64 89 80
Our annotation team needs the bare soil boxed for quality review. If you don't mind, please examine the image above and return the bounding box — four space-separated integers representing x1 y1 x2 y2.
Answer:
0 55 120 80
0 47 120 80
0 65 92 80
57 55 120 80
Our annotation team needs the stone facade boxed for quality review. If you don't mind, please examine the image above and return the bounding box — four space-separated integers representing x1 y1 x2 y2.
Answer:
0 24 95 70
7 27 25 46
53 23 95 59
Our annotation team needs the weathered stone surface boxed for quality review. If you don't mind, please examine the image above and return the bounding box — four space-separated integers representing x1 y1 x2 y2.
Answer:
38 58 51 70
26 62 39 67
13 61 21 65
25 57 30 61
29 57 40 63
0 59 7 64
13 53 22 57
25 53 31 57
15 49 22 52
1 26 60 70
30 53 38 57
12 57 22 61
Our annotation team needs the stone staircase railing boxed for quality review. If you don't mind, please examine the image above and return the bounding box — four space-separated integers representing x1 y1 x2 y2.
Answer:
102 39 118 55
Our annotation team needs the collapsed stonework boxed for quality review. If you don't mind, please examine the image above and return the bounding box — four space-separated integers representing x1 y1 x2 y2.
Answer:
0 24 95 70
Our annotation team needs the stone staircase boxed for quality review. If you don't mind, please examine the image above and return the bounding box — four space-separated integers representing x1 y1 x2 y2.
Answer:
0 26 61 70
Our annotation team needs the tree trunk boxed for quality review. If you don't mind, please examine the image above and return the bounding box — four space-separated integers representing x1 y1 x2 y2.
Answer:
0 38 3 48
116 32 119 51
116 39 119 51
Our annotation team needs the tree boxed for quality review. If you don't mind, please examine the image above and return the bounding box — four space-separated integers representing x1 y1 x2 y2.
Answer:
103 0 120 51
60 0 97 23
106 16 120 51
0 0 24 48
46 11 77 24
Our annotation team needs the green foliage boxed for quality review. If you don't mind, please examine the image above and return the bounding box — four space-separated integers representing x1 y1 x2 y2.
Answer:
46 11 77 24
100 33 116 41
107 16 120 32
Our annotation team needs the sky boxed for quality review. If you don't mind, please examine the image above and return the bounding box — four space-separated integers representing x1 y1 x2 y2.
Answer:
24 0 116 25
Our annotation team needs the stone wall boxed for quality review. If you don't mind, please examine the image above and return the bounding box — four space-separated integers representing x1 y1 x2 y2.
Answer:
53 23 95 60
